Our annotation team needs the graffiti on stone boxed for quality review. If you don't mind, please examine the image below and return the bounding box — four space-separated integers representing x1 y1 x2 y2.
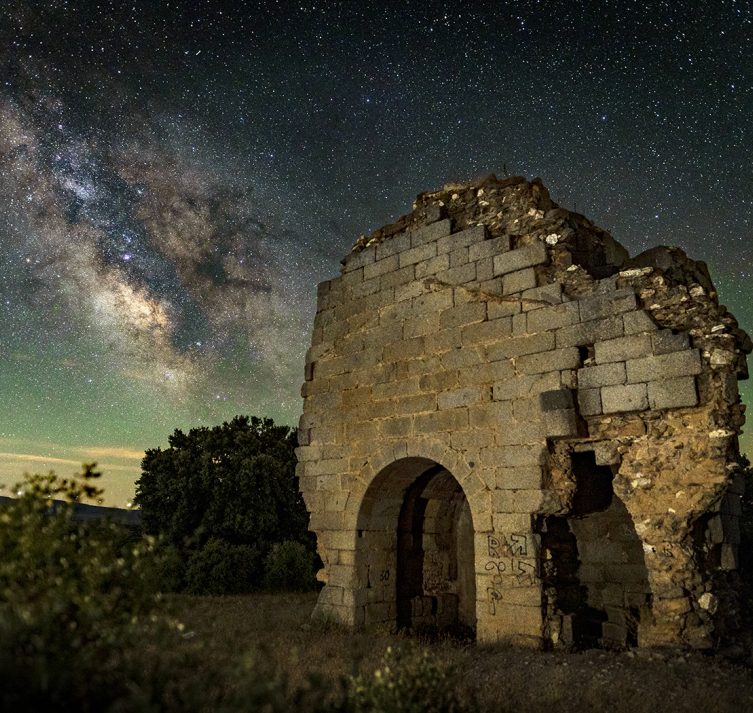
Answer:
485 533 537 613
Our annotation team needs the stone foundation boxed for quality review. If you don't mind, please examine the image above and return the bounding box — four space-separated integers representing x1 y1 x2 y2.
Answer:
297 175 751 649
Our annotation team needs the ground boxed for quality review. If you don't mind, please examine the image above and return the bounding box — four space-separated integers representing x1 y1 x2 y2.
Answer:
173 592 753 712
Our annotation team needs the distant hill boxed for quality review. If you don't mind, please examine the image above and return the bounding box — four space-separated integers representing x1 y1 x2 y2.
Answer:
0 495 141 527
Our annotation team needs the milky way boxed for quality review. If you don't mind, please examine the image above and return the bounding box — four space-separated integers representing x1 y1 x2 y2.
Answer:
0 1 751 503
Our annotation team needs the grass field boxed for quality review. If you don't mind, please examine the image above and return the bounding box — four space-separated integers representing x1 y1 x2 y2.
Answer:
171 592 753 713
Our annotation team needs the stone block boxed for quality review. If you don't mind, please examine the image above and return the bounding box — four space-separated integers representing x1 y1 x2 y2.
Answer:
491 513 533 533
380 416 413 438
439 302 487 330
380 264 415 289
494 417 544 444
493 488 546 513
350 276 382 298
493 242 548 276
623 309 658 334
468 401 514 428
526 301 580 332
383 336 425 362
437 225 486 254
521 283 563 306
341 266 363 288
508 313 525 336
601 383 649 413
594 334 653 363
647 376 698 409
449 246 470 267
469 235 511 261
487 297 522 319
495 444 548 468
578 289 637 321
544 409 579 437
435 262 477 285
441 347 482 369
486 332 555 362
556 316 624 348
403 312 441 338
412 289 454 313
364 254 398 281
419 370 460 392
578 387 603 415
578 362 626 389
342 245 376 272
625 349 702 383
512 397 542 423
415 253 450 279
516 347 580 375
475 257 494 282
503 267 537 294
395 281 426 302
493 371 561 401
393 393 436 415
450 429 495 451
414 408 469 433
399 241 437 268
495 466 543 490
461 317 513 345
410 218 451 246
539 388 574 412
438 386 485 409
375 231 411 260
480 278 506 298
720 544 738 570
652 329 690 354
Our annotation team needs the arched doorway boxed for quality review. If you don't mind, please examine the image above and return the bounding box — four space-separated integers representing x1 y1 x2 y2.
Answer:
355 457 476 635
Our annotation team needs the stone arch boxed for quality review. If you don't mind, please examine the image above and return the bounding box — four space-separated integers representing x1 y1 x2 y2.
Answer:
354 455 477 634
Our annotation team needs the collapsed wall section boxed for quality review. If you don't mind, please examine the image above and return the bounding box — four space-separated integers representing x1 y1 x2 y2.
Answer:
297 174 751 649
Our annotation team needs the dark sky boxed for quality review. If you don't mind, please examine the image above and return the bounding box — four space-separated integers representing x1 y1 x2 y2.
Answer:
0 0 751 504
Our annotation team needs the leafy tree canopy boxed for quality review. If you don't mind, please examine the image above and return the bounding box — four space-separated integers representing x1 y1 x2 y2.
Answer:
134 416 309 563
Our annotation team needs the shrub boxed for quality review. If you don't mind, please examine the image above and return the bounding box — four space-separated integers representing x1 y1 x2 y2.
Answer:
348 644 472 713
0 465 187 711
185 537 261 595
264 540 318 591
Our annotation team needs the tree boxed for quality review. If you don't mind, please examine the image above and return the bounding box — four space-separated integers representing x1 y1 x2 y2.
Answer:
134 416 313 592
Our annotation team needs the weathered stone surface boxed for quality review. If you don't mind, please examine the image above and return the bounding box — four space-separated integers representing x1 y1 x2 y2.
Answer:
601 382 649 413
647 376 698 410
578 362 626 389
493 242 548 276
625 349 702 383
594 334 653 363
503 268 537 295
539 389 575 412
301 174 751 652
410 218 451 247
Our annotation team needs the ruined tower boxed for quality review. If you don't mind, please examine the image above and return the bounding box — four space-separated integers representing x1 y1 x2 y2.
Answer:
296 175 751 649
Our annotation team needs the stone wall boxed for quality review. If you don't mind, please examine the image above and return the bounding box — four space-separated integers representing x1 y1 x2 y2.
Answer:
297 175 751 649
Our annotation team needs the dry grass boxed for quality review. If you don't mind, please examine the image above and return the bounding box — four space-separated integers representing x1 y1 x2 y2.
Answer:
172 592 753 713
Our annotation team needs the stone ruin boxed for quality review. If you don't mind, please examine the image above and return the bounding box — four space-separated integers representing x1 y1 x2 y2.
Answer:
296 174 751 650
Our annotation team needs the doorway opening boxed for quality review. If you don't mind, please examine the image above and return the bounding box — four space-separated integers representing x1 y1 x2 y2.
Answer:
356 458 476 637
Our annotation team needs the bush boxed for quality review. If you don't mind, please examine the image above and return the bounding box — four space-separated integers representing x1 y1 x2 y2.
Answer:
348 645 472 713
264 540 318 591
0 465 188 711
185 538 261 595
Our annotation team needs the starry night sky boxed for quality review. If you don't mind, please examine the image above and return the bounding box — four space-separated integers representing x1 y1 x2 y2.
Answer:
1 1 751 505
